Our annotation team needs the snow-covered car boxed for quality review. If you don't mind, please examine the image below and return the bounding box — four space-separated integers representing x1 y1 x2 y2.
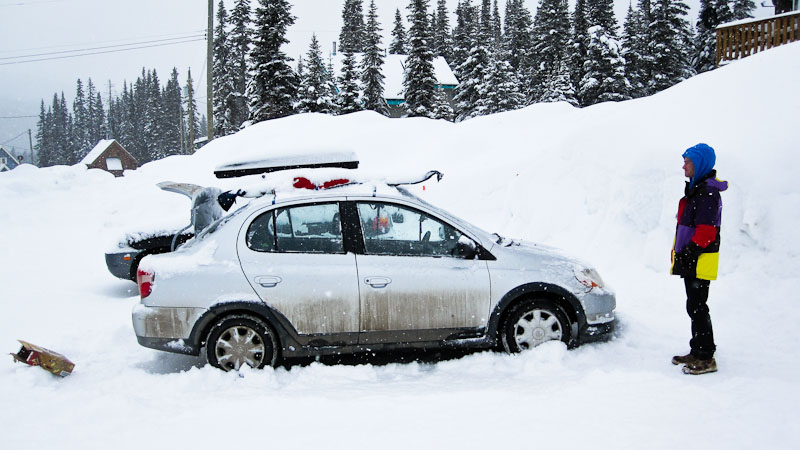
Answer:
132 173 616 371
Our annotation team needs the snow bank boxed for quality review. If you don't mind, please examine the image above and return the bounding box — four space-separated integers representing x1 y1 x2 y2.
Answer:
1 43 799 450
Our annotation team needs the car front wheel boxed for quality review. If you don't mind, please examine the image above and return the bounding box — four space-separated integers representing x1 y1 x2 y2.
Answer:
500 300 570 353
206 315 278 371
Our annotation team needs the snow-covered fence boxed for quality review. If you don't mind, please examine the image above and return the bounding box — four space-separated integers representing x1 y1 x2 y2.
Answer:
716 11 800 65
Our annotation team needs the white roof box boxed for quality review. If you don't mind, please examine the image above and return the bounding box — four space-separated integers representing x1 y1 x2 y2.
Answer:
214 151 359 178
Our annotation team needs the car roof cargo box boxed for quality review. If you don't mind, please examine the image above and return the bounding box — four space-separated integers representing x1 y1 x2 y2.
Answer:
214 151 359 179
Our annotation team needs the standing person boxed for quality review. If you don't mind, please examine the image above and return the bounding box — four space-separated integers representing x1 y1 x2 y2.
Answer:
670 143 728 375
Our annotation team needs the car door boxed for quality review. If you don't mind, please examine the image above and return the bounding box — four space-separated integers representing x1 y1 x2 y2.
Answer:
237 201 360 344
353 200 491 344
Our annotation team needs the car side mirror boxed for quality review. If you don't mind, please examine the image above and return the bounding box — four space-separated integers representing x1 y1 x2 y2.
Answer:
455 235 478 259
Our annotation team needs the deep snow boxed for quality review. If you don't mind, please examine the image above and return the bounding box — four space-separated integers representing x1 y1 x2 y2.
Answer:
1 43 799 449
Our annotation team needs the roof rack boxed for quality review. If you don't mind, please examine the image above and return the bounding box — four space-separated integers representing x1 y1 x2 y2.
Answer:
214 151 359 178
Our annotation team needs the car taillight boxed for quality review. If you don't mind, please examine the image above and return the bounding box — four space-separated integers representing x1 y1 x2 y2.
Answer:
137 268 154 299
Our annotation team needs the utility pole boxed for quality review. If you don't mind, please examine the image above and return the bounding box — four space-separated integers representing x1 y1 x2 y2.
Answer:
27 129 34 166
207 0 214 143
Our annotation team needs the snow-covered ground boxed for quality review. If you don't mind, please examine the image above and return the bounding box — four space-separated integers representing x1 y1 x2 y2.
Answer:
2 43 799 449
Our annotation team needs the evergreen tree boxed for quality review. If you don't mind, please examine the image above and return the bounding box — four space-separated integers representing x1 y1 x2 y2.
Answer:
229 0 252 130
297 34 339 114
213 0 237 137
362 0 389 116
72 79 90 158
502 0 533 73
34 100 51 167
540 59 579 106
185 69 199 153
163 68 184 154
433 0 453 62
340 0 366 53
478 0 492 48
432 88 454 121
570 0 590 105
86 79 105 144
482 50 525 113
247 0 299 123
338 51 362 114
529 0 571 102
649 0 694 93
452 0 476 76
693 0 732 73
390 8 407 54
454 0 492 120
579 25 631 105
731 0 755 20
53 93 72 165
145 69 167 160
491 0 502 45
403 0 437 118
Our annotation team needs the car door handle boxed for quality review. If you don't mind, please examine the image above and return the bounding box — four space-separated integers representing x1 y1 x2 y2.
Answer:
254 276 282 288
365 277 391 288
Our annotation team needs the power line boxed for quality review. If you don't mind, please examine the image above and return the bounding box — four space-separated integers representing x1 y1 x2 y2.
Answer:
0 29 207 54
0 0 67 8
0 115 38 119
0 38 206 66
1 131 29 145
0 33 206 61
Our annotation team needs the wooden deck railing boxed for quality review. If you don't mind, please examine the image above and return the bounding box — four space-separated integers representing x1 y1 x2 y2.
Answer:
716 11 800 65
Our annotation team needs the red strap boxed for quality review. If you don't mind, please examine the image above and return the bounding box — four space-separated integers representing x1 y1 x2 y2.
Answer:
692 224 717 248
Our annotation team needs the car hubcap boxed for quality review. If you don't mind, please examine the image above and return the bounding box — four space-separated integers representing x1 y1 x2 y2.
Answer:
514 309 562 350
214 325 266 371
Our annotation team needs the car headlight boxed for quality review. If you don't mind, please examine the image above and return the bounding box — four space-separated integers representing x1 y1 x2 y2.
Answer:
574 267 605 290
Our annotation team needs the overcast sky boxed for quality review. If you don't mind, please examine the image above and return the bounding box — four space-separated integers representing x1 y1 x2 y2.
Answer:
0 0 773 152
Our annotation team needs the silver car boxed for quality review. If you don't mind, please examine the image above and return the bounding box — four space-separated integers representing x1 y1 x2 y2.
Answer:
132 181 615 371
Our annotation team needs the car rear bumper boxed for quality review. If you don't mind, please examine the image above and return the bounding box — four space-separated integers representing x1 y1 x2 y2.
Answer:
105 250 140 280
132 304 206 354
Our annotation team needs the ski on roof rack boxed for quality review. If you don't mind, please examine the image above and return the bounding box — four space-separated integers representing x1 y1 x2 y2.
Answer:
214 151 359 178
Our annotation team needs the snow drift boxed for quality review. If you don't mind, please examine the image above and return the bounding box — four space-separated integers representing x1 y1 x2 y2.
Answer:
1 43 799 449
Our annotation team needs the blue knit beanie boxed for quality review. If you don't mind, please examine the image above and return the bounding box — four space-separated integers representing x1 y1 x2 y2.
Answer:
682 143 716 187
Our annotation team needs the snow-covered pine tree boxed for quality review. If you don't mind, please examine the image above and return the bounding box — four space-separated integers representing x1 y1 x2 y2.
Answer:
229 0 251 130
529 0 571 103
481 49 525 113
390 8 407 54
338 51 363 114
213 0 237 137
247 0 299 123
362 0 389 116
478 0 492 48
649 0 694 93
185 69 199 154
579 25 631 105
570 0 590 105
432 87 454 121
452 0 476 77
340 0 366 53
433 0 453 62
297 34 339 114
622 4 645 96
403 0 437 118
86 79 105 144
731 0 755 20
491 0 502 45
163 68 184 154
72 79 90 160
454 0 492 120
540 59 579 106
693 0 732 73
146 69 168 160
34 100 50 166
502 0 533 73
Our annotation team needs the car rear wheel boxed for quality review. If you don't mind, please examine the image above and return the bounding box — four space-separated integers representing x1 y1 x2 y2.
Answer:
500 300 570 353
206 315 278 371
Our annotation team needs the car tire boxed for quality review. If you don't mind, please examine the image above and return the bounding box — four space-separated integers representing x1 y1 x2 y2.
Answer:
500 299 571 353
206 315 279 371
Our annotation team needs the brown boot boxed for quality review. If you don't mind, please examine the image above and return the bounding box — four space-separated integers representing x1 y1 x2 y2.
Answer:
682 358 717 375
671 353 697 365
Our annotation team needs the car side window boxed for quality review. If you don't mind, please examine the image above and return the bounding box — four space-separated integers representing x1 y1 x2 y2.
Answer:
246 203 344 254
356 202 468 258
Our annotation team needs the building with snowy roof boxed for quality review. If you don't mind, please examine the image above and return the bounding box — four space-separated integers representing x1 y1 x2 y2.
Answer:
0 145 21 172
80 139 138 177
328 53 459 118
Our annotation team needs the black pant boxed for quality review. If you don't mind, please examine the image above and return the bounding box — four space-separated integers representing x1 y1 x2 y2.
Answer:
684 277 716 360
